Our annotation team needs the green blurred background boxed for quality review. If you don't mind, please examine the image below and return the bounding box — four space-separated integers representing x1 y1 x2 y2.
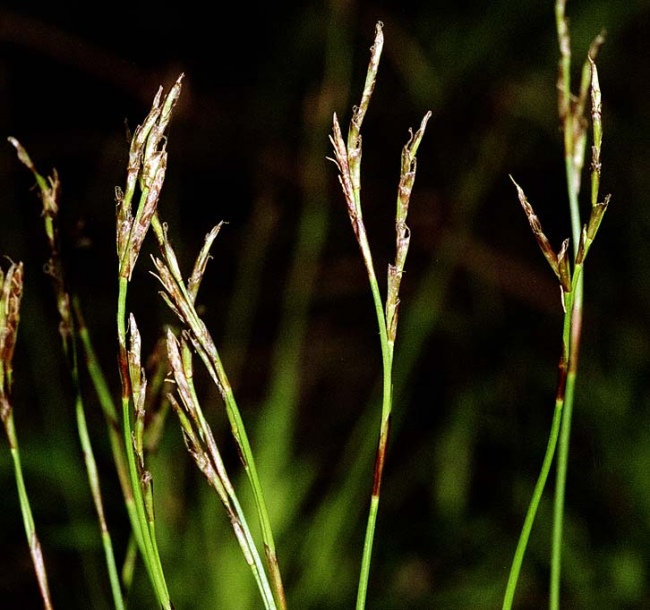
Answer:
1 1 650 608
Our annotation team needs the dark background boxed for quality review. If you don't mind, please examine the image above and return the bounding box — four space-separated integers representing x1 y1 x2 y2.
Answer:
1 1 650 608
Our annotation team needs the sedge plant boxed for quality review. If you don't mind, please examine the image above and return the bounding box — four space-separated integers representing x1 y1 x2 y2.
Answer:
0 260 54 610
329 21 431 610
502 2 609 608
114 76 183 610
8 138 126 610
116 75 287 609
0 9 620 609
2 21 431 610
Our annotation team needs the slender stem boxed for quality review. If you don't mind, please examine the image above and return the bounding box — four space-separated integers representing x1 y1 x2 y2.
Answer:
551 3 587 605
355 260 393 610
502 398 563 610
75 389 125 610
550 385 572 608
117 282 147 564
73 296 137 530
552 59 606 603
338 25 392 610
503 249 573 610
5 415 54 610
117 278 172 608
169 333 278 610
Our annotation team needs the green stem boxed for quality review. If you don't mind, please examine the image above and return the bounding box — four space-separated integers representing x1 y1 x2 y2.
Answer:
502 397 563 610
74 380 125 610
177 335 278 610
214 350 283 605
117 277 171 608
550 271 583 610
4 415 54 610
550 3 589 605
73 297 137 532
355 231 394 610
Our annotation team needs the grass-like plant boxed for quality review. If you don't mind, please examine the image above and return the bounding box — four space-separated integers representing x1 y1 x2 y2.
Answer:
1 19 432 608
329 21 431 609
0 6 616 608
7 139 126 610
1 259 53 610
114 74 287 608
502 1 609 608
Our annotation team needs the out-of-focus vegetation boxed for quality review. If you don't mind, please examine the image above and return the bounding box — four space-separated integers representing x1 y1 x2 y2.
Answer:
1 1 650 608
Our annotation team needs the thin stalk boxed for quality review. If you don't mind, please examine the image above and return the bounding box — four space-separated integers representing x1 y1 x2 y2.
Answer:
551 5 604 608
550 254 584 610
216 354 284 608
4 413 54 610
551 3 580 603
330 25 387 610
75 388 125 610
166 331 277 610
502 221 572 610
73 297 137 535
73 292 143 599
355 248 393 610
116 281 158 590
357 113 431 610
502 399 563 610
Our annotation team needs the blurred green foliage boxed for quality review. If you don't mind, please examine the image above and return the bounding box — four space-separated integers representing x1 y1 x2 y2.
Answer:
1 1 650 608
